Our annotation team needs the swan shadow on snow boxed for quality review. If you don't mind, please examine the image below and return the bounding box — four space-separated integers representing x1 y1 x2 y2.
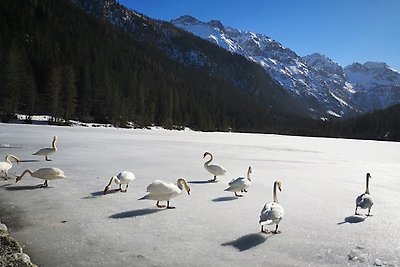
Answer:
83 189 120 199
5 185 53 191
222 233 269 251
212 196 238 202
188 180 218 184
110 208 165 219
337 214 366 225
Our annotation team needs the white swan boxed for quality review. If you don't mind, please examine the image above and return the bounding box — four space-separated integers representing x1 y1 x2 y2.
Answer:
33 136 57 161
140 178 191 209
103 171 136 194
355 173 374 216
259 181 284 234
0 155 20 180
203 152 226 181
16 167 65 187
224 166 252 197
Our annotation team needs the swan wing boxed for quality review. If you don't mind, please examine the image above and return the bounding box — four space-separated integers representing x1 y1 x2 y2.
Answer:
259 202 284 225
0 162 11 172
33 147 54 156
205 164 226 176
33 168 65 179
117 171 136 183
356 193 374 209
225 177 250 191
146 180 180 195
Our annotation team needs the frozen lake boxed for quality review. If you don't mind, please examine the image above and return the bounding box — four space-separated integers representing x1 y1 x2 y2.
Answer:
1 123 399 266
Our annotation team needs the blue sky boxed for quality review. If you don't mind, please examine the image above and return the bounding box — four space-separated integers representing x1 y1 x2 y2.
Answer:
118 0 400 71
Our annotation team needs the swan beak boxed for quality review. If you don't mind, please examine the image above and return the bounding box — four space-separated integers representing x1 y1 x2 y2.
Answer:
15 177 20 183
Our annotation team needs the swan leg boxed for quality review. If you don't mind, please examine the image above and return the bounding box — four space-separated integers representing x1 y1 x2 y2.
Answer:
272 224 281 234
354 206 359 215
261 225 270 234
156 201 166 208
38 180 48 188
234 192 243 197
118 184 122 192
166 201 175 209
45 156 52 161
209 175 217 182
243 189 248 193
366 208 372 216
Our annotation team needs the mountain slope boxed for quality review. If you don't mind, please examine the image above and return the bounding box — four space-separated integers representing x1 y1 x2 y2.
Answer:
172 16 400 118
70 0 313 117
0 0 292 131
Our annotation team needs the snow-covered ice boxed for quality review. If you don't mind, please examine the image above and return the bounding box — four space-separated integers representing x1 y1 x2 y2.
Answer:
0 123 399 266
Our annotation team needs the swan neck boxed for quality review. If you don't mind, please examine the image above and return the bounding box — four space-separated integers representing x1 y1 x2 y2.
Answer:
247 167 251 181
177 178 189 191
204 153 212 166
17 169 33 181
5 155 18 164
365 175 370 194
106 176 118 187
273 183 279 203
52 137 57 150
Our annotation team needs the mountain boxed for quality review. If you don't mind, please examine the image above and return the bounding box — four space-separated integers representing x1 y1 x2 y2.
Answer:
70 0 310 118
1 0 322 133
344 62 400 112
171 16 400 118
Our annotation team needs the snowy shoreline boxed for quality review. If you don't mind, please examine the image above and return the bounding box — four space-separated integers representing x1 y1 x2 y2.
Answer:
0 221 36 266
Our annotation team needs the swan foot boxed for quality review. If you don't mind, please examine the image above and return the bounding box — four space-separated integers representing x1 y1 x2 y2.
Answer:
166 201 175 209
243 189 248 193
156 201 166 208
45 157 52 161
271 230 281 234
234 192 243 197
260 226 270 234
37 181 48 188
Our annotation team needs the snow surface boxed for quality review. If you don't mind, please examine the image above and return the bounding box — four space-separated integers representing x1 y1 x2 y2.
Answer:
0 123 399 267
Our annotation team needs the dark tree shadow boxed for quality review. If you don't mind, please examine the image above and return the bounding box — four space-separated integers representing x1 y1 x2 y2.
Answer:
222 233 269 251
5 185 53 191
212 196 238 202
337 214 366 225
110 208 164 219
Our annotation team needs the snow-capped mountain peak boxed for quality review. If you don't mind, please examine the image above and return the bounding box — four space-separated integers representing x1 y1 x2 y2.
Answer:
172 15 400 117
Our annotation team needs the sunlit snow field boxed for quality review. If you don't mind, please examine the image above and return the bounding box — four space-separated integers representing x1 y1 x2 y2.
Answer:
0 123 399 267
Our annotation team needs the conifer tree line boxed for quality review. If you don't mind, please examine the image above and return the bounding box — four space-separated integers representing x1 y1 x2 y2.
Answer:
0 0 277 131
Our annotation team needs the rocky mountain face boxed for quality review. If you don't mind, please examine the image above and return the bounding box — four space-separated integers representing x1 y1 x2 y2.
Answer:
70 0 311 117
172 16 400 117
70 1 400 119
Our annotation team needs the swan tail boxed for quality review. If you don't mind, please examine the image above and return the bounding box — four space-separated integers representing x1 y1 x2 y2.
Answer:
139 194 150 200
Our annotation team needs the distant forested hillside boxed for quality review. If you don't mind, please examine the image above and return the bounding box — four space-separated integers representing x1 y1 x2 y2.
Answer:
0 0 291 131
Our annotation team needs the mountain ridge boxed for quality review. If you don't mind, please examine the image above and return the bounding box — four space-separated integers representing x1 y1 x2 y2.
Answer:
171 15 400 118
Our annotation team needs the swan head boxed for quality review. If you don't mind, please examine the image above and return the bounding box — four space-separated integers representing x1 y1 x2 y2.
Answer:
275 181 282 191
177 178 191 195
366 173 372 179
53 136 57 141
203 152 211 158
